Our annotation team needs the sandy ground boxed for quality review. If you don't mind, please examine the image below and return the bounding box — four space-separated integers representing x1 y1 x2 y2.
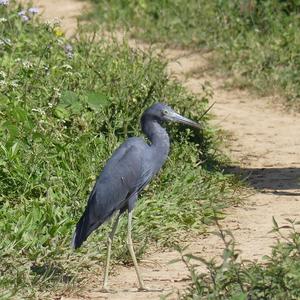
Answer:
18 1 300 299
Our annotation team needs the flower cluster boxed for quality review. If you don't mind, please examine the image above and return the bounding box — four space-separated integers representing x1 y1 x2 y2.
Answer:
0 0 9 6
64 44 74 59
18 7 39 22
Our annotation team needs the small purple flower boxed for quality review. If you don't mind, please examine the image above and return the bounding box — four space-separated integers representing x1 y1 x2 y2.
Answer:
21 15 29 22
28 7 39 15
18 10 32 22
64 44 73 52
64 44 74 59
0 0 9 6
18 10 26 16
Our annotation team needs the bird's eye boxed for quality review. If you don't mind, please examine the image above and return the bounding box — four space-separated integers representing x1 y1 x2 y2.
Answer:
162 109 168 115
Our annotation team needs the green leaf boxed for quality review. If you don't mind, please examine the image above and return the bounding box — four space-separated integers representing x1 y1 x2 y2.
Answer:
231 293 247 300
2 122 18 140
0 143 7 156
32 132 44 140
0 94 9 108
86 92 109 111
11 142 19 157
54 105 70 119
60 90 79 106
69 101 83 114
13 107 28 122
59 90 83 114
272 216 279 229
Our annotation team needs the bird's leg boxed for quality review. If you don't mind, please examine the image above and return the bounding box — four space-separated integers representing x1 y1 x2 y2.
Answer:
126 210 146 291
101 213 120 292
126 211 163 292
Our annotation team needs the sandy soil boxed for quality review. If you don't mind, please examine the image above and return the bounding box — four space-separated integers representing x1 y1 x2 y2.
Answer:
18 1 300 299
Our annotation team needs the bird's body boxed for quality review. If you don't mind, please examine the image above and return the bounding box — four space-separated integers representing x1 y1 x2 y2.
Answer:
72 103 200 291
72 121 170 249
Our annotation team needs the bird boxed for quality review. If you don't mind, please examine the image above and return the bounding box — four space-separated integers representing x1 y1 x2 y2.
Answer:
71 102 201 292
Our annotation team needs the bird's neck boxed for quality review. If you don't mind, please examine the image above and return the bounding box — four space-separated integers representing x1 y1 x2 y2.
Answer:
141 117 170 156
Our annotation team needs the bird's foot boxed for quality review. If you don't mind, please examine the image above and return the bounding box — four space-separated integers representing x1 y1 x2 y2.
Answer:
138 286 163 292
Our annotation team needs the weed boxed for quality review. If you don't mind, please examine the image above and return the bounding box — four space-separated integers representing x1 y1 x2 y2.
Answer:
180 217 300 299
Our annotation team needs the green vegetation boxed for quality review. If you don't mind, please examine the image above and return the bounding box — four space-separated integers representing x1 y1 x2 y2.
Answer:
0 2 237 298
181 218 300 299
89 0 300 106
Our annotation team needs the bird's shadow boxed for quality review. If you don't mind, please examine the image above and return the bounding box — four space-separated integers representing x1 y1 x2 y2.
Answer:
168 124 300 196
223 166 300 196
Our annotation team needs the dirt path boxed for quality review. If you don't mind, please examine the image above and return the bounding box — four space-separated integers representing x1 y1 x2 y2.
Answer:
20 1 300 299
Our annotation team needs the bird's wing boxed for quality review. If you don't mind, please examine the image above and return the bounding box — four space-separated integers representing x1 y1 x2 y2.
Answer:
119 166 154 213
72 138 150 248
90 140 146 212
103 140 155 212
135 167 153 193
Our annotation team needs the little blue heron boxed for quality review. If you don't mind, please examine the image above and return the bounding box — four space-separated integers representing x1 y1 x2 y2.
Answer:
72 103 201 291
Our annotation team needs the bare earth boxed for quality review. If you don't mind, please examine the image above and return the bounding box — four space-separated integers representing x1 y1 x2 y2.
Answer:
19 1 300 299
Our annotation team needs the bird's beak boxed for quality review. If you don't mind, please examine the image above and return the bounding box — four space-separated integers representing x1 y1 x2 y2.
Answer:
168 111 202 129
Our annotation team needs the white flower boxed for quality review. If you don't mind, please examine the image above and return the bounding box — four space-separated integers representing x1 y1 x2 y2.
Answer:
0 71 6 79
22 61 33 69
0 80 7 88
0 38 11 47
10 80 19 88
31 108 46 115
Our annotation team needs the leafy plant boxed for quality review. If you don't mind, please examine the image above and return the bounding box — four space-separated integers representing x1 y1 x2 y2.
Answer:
180 218 300 299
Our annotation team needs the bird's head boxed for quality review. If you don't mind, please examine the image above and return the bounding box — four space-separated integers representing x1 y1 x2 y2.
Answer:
142 103 201 129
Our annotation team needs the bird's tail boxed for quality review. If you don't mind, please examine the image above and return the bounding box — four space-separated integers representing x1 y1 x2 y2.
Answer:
71 212 94 249
71 207 104 249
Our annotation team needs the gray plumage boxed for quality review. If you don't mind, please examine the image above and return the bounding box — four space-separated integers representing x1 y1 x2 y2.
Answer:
71 102 200 291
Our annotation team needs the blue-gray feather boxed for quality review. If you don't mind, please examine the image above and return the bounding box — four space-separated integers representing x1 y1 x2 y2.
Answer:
72 103 199 249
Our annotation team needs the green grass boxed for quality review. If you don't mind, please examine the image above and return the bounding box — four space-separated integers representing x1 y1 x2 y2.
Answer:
0 2 238 298
181 218 300 299
87 0 300 107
